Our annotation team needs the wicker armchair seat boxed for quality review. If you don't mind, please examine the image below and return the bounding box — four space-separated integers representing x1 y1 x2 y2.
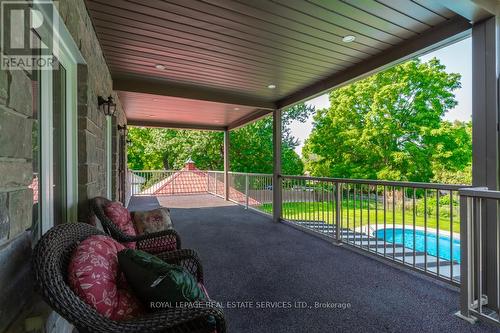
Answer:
89 197 181 254
33 222 226 333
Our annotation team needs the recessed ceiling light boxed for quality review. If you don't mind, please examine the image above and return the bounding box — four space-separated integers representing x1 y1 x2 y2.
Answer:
146 114 156 117
153 98 158 102
267 84 276 89
155 64 165 70
234 107 240 111
342 35 356 43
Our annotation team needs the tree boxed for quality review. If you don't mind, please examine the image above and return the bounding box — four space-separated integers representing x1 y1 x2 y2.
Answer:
127 103 314 175
431 121 472 185
127 127 173 170
303 58 469 183
127 127 223 170
229 103 314 174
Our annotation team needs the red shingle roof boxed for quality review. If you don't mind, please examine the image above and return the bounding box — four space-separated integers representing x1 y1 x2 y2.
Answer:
142 164 260 205
147 168 208 195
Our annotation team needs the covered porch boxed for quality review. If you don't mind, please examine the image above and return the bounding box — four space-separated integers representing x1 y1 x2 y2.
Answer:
129 194 495 332
105 0 500 327
2 0 500 332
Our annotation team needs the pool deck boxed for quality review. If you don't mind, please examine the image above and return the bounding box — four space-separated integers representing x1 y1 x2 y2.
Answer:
128 194 498 333
288 220 461 282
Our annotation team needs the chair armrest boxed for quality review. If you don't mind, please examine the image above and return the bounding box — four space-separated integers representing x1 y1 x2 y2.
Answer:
76 302 226 333
156 249 204 284
132 229 181 253
89 198 181 252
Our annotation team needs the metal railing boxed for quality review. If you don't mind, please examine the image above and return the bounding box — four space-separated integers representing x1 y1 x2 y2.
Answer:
128 168 500 328
227 172 273 214
458 187 500 326
129 169 470 285
207 170 225 198
281 175 467 285
129 170 210 196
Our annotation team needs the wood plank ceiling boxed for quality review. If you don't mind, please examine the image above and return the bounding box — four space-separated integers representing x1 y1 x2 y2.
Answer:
84 0 489 130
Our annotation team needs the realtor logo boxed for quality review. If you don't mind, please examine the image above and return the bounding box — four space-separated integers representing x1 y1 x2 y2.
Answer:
1 1 58 70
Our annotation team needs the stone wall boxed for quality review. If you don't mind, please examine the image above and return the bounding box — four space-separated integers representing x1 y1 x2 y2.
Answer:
0 0 127 329
58 0 127 221
0 60 35 332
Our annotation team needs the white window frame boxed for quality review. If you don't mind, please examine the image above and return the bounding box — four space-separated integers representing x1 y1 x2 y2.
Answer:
36 2 85 234
106 116 112 199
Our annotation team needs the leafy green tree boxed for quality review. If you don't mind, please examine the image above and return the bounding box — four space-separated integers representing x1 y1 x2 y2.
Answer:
303 58 469 183
127 128 223 170
431 121 472 185
229 103 313 174
127 128 172 170
127 103 314 175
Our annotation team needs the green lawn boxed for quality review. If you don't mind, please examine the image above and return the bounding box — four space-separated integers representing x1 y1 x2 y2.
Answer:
261 200 460 233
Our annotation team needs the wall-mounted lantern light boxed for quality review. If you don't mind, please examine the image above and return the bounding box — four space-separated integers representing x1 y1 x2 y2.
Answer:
98 95 116 116
117 124 127 135
118 124 132 146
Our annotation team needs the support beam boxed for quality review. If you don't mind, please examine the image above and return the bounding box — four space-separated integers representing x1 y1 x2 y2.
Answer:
436 0 498 21
224 129 230 201
272 109 282 223
471 15 499 309
227 109 273 130
127 119 226 131
114 75 276 110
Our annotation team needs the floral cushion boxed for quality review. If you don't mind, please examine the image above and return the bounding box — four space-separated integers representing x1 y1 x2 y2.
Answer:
104 201 137 248
131 208 173 235
67 235 144 321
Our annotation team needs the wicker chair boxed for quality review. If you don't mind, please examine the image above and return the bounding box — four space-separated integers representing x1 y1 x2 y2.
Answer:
33 222 226 333
89 197 181 254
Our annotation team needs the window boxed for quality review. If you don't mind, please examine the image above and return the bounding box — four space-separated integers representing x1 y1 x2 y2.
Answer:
31 4 85 239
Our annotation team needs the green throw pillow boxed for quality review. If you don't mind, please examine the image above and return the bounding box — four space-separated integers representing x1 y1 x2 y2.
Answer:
118 248 207 309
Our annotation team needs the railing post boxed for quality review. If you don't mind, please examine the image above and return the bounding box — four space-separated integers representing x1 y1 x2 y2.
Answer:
224 130 230 201
206 171 210 194
458 194 472 320
334 181 342 245
172 172 175 195
272 108 282 222
214 173 218 196
129 171 133 196
455 192 478 323
245 174 249 209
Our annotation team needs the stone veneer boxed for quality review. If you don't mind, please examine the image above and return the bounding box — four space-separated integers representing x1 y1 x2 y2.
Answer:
0 57 35 333
0 0 127 329
57 0 127 221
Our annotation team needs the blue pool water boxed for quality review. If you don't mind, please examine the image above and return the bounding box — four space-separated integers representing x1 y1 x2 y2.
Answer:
373 228 461 263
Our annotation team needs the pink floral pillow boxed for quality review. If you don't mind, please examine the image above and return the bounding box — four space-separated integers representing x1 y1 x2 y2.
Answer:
131 208 173 235
68 235 144 320
104 201 136 248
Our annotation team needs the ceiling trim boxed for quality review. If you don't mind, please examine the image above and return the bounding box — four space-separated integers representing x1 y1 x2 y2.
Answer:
436 0 497 21
275 15 472 110
127 119 226 131
227 109 274 130
114 75 276 110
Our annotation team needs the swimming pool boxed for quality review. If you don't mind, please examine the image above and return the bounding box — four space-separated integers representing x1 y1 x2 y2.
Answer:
373 228 461 263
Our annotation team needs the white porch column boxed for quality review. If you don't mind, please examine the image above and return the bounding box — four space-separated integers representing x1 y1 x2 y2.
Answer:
468 15 500 311
224 129 230 201
273 109 282 223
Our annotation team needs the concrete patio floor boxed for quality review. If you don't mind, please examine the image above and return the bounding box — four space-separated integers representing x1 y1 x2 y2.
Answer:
128 194 497 333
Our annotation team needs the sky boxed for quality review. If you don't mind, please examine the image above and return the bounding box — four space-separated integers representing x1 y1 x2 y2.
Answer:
289 37 472 156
